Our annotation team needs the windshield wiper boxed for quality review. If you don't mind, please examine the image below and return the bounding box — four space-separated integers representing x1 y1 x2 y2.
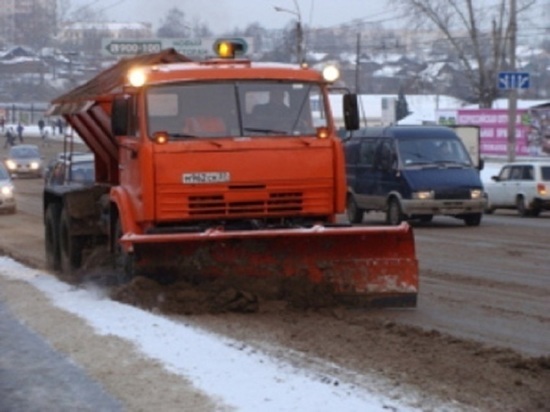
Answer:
433 160 470 167
169 133 199 139
243 127 288 135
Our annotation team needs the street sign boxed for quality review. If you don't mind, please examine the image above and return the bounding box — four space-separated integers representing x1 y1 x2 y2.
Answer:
498 72 530 90
102 38 253 58
102 39 162 56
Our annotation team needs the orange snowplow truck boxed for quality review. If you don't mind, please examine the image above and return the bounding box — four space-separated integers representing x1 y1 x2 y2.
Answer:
44 42 418 307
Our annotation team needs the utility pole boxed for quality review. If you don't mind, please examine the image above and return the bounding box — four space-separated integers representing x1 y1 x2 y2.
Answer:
355 33 361 94
274 1 304 64
506 0 518 162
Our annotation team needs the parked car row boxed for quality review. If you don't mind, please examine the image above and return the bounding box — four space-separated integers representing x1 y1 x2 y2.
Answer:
1 144 95 216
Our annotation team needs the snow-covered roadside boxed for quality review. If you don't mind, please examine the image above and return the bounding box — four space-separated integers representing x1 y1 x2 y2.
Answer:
0 256 461 412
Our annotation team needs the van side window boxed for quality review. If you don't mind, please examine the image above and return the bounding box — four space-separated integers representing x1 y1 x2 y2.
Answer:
358 140 376 166
374 140 396 170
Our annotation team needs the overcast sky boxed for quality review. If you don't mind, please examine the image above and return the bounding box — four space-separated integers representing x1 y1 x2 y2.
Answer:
69 0 402 32
69 0 548 41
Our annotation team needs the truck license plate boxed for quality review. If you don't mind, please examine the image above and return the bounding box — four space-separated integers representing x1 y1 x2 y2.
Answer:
182 172 231 184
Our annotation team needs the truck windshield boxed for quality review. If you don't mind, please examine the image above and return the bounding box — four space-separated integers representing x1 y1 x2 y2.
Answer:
146 81 328 138
398 138 473 167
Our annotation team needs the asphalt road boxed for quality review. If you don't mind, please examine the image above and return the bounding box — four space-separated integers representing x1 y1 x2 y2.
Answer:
4 136 550 357
6 159 550 357
1 137 549 411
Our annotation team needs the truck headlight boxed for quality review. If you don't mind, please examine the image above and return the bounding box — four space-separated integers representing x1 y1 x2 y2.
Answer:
470 189 483 199
30 161 40 170
412 191 434 200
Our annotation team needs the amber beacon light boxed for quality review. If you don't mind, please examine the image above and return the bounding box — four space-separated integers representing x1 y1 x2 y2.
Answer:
214 39 247 58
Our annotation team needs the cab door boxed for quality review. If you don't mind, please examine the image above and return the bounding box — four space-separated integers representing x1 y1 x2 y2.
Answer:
113 94 147 222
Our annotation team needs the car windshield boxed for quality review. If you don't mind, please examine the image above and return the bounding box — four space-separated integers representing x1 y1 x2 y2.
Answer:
397 138 472 167
11 146 40 158
146 81 328 138
70 161 95 183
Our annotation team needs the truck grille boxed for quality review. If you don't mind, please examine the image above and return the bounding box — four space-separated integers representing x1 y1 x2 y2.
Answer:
188 192 303 216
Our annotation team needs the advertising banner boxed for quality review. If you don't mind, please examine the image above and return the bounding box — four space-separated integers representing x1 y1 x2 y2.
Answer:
437 108 550 157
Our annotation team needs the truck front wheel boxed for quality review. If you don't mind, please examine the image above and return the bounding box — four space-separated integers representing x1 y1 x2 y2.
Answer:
114 217 135 284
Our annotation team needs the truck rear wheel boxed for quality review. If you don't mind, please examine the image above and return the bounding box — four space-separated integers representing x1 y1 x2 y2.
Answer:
45 203 61 271
59 207 85 279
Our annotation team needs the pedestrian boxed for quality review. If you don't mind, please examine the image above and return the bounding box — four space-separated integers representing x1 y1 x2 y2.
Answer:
3 127 15 149
38 118 45 135
57 118 64 135
41 127 50 147
16 123 24 143
0 117 5 132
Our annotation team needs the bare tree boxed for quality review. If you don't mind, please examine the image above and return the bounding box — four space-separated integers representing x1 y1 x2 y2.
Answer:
156 7 189 38
391 0 535 107
15 1 57 49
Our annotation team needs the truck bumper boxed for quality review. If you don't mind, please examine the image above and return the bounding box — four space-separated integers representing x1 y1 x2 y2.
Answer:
401 198 486 216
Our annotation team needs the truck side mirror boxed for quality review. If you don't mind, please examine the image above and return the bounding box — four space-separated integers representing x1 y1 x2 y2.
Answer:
343 93 359 131
112 95 135 136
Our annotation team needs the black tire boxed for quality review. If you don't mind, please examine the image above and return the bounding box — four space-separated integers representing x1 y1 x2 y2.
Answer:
59 207 85 278
484 207 495 214
386 198 404 226
484 196 495 214
516 196 529 217
45 203 61 271
114 217 135 284
417 214 433 223
346 194 364 224
463 213 482 227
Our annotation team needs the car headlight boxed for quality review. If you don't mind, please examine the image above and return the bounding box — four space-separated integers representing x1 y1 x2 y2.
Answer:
30 161 40 170
5 159 16 170
1 184 14 197
412 190 434 200
470 189 483 199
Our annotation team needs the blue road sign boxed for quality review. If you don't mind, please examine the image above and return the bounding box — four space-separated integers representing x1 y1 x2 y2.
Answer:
498 72 530 90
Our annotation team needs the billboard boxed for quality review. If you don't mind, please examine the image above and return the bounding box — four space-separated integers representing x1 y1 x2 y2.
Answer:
437 108 550 158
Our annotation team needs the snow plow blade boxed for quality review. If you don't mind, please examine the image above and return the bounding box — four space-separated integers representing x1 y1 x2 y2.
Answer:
121 223 418 308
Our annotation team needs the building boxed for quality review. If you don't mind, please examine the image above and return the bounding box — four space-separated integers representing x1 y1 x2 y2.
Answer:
0 0 57 46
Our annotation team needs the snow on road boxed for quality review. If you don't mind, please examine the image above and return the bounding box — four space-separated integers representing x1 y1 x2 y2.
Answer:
0 257 456 412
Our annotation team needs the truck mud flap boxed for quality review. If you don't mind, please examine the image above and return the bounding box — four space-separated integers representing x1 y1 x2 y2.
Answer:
120 223 418 308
